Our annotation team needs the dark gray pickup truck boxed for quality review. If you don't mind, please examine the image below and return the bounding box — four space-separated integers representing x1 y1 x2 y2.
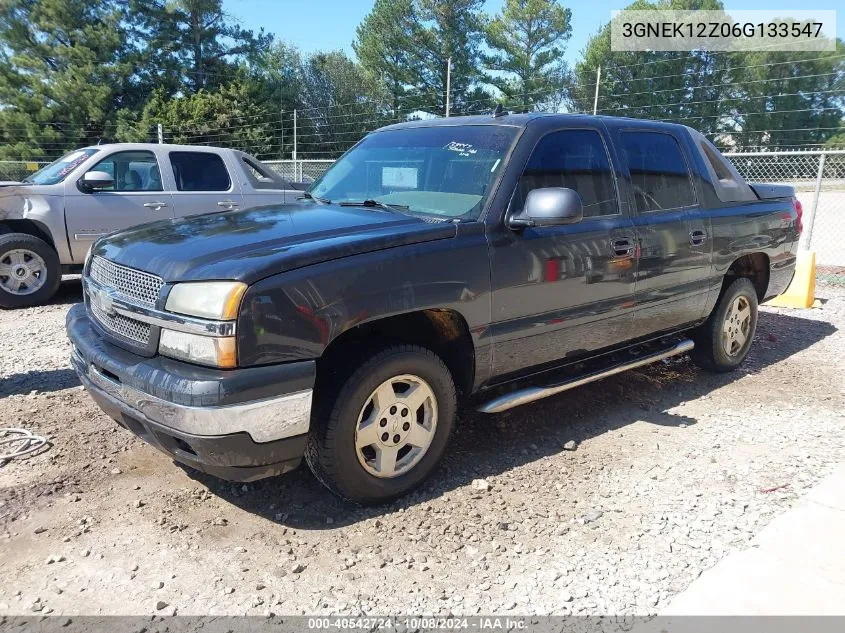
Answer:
66 113 800 503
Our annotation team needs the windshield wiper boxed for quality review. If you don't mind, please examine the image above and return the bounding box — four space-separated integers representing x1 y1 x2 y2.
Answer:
339 199 410 212
299 191 331 204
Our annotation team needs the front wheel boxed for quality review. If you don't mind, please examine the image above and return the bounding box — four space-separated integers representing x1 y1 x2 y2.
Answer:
305 345 457 504
691 277 759 373
0 233 61 309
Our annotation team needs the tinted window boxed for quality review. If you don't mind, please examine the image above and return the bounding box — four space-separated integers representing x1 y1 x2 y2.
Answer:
170 152 231 192
518 129 618 218
89 151 162 191
619 131 696 212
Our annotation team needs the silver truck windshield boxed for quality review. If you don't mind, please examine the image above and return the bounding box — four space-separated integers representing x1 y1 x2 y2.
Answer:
23 148 100 185
309 125 519 220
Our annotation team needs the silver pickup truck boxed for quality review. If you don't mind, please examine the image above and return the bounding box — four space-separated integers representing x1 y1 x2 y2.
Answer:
0 143 300 308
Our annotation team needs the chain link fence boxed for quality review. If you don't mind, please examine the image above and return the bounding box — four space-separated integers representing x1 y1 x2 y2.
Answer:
726 150 845 285
0 160 48 181
263 159 337 184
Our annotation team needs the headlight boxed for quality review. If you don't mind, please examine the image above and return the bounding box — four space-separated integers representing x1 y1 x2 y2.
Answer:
159 330 237 368
165 281 247 320
159 281 246 368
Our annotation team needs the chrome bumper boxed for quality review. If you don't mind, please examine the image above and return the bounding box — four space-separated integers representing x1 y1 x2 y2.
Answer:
71 347 312 443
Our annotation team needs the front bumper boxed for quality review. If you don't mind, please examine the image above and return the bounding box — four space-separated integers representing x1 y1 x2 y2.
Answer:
66 304 315 482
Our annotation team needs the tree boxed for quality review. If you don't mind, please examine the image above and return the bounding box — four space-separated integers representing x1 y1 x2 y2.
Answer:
297 51 391 157
412 0 491 115
354 0 418 115
724 39 845 149
130 0 272 94
483 0 573 111
571 0 731 135
0 0 136 160
129 75 276 157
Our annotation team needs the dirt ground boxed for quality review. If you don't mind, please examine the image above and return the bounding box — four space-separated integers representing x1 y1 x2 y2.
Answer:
1 279 843 616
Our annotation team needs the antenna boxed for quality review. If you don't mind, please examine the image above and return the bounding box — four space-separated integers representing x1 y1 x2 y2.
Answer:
492 103 505 118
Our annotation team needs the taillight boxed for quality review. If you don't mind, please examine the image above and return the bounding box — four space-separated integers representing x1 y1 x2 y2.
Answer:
792 197 803 234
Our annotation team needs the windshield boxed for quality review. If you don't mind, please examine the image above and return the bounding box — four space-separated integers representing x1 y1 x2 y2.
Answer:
23 148 99 185
309 125 519 220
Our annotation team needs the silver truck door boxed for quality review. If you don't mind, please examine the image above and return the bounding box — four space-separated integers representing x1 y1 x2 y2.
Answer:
166 150 244 217
64 149 174 263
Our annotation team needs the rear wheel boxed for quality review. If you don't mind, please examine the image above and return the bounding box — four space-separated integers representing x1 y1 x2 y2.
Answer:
305 345 457 504
692 277 758 373
0 233 61 309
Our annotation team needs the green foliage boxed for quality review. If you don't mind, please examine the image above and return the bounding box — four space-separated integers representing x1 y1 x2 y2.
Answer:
354 0 418 114
0 0 842 160
131 75 275 157
296 51 392 157
483 0 573 111
572 0 730 136
129 0 272 94
724 40 845 148
413 0 490 115
0 0 135 159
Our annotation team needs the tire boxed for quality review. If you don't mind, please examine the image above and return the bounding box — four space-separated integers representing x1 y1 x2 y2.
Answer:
691 277 758 373
305 344 457 504
0 233 61 309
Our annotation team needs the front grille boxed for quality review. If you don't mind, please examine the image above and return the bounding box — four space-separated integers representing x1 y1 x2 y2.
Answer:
87 257 164 347
89 256 163 307
90 298 152 344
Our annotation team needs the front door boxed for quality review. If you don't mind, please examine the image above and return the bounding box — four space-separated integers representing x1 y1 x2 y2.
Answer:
612 129 712 338
64 149 174 262
488 127 638 381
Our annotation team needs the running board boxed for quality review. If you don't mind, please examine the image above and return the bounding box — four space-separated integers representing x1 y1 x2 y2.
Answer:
477 339 695 414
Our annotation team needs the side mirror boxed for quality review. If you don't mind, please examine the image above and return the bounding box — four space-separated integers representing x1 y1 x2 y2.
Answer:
80 170 114 191
509 187 583 229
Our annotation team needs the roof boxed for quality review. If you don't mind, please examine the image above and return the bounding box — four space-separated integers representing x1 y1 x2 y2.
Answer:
378 112 690 133
79 142 249 153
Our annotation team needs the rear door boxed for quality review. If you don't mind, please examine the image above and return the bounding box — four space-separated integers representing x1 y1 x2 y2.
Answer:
63 149 174 262
488 126 638 380
167 150 244 217
612 128 712 338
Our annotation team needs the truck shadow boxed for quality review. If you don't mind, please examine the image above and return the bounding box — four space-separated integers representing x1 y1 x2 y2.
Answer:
185 308 836 528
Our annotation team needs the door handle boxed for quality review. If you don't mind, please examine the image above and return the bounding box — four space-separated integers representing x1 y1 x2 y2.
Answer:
689 229 707 245
217 200 240 209
143 201 168 210
611 237 635 258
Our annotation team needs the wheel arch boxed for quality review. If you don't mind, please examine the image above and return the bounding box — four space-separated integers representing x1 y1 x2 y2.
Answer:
0 219 57 251
724 252 769 303
316 308 476 400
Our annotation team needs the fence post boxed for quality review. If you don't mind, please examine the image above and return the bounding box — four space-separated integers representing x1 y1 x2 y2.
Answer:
592 66 601 115
801 152 825 251
293 109 298 182
157 124 163 144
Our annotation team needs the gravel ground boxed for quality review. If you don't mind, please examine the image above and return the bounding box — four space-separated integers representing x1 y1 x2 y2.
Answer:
1 278 843 616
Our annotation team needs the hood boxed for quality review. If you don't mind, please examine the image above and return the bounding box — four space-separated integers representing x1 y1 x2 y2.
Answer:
92 202 458 284
0 181 23 187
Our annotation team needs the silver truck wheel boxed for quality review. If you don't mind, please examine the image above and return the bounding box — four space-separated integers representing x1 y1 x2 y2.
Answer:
305 345 457 504
691 277 758 373
0 233 61 309
722 296 752 357
0 248 47 295
354 374 438 478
